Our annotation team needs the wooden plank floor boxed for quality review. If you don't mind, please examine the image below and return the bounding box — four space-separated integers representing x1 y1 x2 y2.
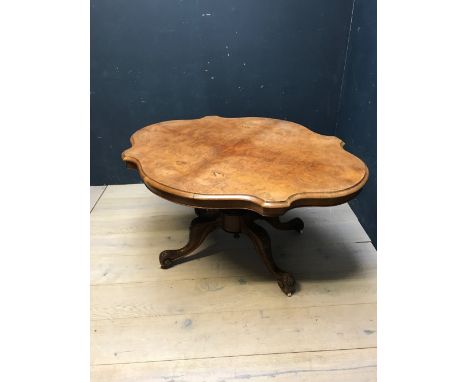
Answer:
91 184 377 381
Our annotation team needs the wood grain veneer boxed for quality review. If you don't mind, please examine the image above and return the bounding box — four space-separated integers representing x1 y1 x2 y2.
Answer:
122 116 368 216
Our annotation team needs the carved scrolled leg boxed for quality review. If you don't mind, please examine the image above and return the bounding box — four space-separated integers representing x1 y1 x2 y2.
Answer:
159 214 219 269
243 219 296 296
263 216 304 233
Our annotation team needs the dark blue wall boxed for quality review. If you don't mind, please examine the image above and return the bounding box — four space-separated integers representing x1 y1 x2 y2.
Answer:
335 0 377 246
91 0 354 184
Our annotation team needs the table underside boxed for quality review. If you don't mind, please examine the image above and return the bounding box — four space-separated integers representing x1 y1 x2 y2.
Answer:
159 208 305 296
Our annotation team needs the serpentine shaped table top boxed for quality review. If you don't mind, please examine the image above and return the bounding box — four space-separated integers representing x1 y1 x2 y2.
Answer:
122 116 368 216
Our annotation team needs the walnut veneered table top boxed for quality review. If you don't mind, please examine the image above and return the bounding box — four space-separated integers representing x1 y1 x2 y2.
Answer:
122 116 368 216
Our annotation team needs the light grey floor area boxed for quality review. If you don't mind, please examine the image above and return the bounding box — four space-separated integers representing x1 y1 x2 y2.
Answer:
90 185 106 212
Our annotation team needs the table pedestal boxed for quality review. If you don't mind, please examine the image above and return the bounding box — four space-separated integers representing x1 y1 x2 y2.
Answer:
159 209 304 296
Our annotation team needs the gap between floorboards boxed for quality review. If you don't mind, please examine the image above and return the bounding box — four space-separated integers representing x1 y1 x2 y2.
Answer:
91 346 377 367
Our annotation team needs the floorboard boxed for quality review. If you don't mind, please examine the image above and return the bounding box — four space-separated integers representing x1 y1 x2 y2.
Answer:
91 185 107 212
91 303 376 364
